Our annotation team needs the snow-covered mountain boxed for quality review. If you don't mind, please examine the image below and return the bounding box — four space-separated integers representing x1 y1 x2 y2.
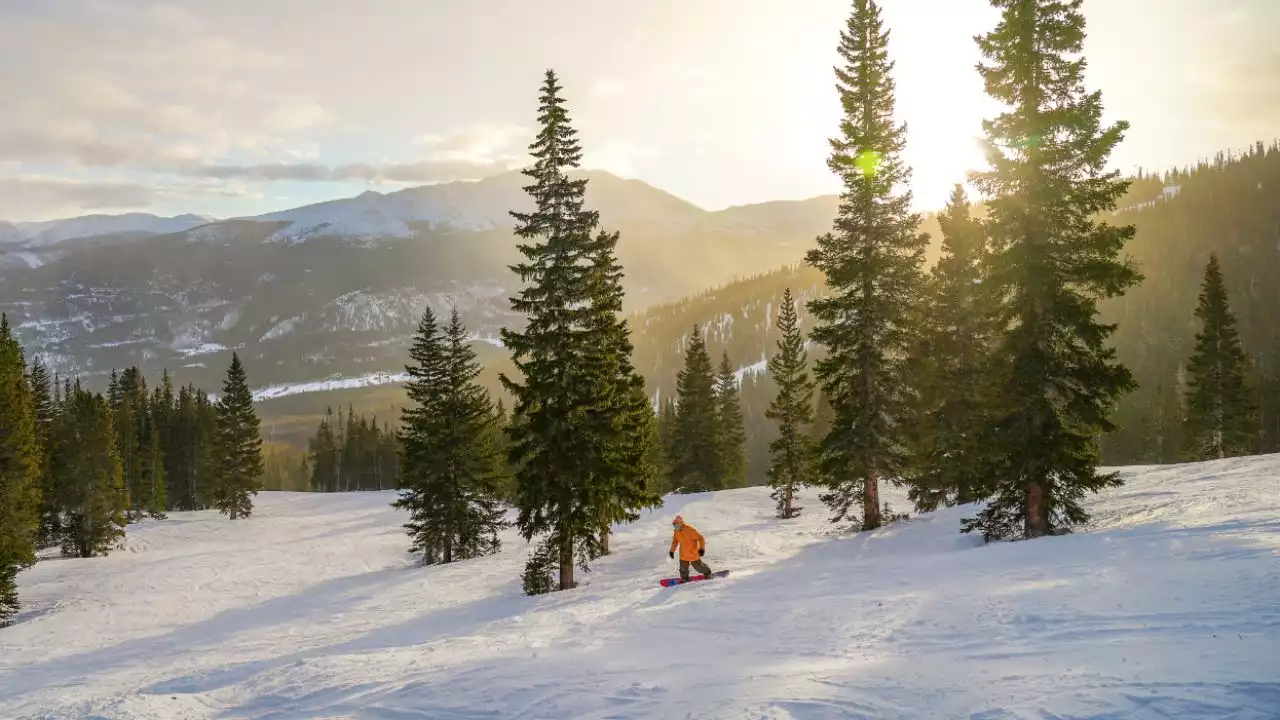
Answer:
0 171 837 396
4 454 1276 718
0 212 216 249
219 170 709 245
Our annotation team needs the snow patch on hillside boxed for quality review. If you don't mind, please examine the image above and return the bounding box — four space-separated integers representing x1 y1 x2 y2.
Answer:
250 185 514 245
251 371 410 401
4 456 1278 718
3 213 214 248
734 355 768 384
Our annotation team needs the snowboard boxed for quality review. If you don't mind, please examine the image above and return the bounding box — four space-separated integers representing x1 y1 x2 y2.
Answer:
659 570 729 587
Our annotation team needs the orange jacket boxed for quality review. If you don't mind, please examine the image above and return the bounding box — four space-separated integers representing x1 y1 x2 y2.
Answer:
670 524 706 561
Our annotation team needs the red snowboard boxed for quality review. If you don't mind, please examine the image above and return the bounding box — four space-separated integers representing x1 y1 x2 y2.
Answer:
659 570 729 587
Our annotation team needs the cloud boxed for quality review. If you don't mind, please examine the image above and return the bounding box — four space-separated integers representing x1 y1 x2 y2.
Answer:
0 5 315 175
184 123 534 183
416 122 531 164
0 177 155 217
582 139 657 178
265 102 334 133
589 79 627 99
183 158 518 184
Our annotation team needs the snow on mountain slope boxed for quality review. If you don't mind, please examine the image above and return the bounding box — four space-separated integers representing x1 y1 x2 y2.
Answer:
233 170 708 245
4 456 1278 719
4 213 215 248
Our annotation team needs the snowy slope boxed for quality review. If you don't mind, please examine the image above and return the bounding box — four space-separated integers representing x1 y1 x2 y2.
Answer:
4 456 1279 719
4 213 215 248
231 170 708 245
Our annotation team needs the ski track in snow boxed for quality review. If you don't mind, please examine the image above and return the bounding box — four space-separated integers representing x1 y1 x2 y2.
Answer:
3 456 1280 719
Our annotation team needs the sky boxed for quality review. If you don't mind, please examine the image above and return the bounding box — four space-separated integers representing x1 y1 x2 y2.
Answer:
0 0 1276 222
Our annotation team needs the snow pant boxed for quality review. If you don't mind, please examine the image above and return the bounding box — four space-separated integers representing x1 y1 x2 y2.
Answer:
679 558 712 581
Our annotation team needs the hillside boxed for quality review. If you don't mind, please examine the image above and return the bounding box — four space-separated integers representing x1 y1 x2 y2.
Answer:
4 454 1277 718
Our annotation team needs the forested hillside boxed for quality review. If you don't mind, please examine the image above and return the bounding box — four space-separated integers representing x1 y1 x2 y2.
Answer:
1100 143 1280 462
257 143 1280 484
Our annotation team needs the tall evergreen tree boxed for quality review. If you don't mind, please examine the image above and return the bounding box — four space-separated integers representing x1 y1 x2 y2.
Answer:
804 0 927 531
394 308 507 564
905 184 996 512
1182 254 1257 460
714 352 748 489
670 326 721 493
52 385 126 559
499 70 608 592
0 315 42 626
581 227 661 557
965 0 1142 540
765 288 815 519
211 353 263 519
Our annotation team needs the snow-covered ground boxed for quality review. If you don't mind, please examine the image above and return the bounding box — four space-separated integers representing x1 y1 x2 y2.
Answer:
3 456 1279 719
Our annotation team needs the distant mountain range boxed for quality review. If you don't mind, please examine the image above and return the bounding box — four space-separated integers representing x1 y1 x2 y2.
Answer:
0 170 840 395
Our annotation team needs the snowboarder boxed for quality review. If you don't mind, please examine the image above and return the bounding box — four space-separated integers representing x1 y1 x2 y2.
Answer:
668 515 714 582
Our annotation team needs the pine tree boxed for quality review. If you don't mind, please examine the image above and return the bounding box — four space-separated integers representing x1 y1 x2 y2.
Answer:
152 370 177 512
308 409 340 492
1182 254 1257 459
714 352 748 489
580 228 661 558
0 315 42 626
53 385 126 559
765 288 815 519
141 411 167 518
499 70 609 592
211 353 263 519
656 397 679 490
964 0 1142 540
905 185 996 512
804 0 927 531
670 326 721 493
27 357 61 548
394 307 507 564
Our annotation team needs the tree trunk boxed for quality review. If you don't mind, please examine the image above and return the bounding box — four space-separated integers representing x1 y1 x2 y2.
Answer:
863 471 881 531
230 505 238 520
600 528 610 555
784 483 794 519
558 535 574 591
1025 478 1049 538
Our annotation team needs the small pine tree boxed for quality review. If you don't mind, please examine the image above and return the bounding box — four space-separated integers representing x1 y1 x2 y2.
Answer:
1182 254 1257 459
964 0 1142 540
309 409 341 493
655 397 678 490
714 352 748 489
521 536 557 596
211 353 263 519
27 357 61 548
765 288 815 519
394 308 508 564
805 0 928 531
54 385 126 559
0 315 42 626
670 326 721 493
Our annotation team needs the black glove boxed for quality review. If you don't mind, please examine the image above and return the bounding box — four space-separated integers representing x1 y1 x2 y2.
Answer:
698 548 705 557
669 551 674 559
